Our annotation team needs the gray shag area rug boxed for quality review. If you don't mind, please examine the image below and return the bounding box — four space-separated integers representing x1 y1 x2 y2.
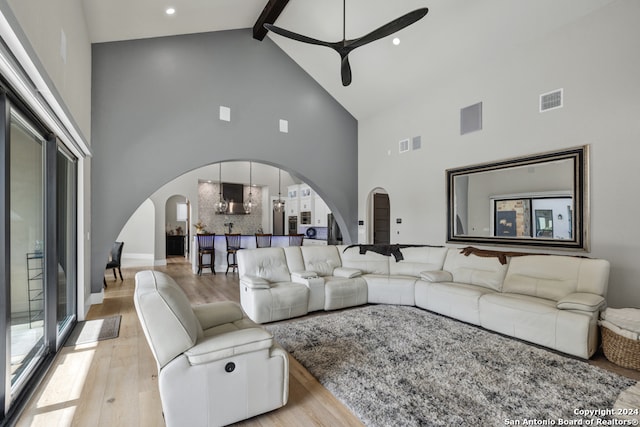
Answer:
266 305 637 426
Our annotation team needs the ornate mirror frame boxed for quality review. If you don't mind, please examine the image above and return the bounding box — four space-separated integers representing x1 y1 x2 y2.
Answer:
446 145 590 251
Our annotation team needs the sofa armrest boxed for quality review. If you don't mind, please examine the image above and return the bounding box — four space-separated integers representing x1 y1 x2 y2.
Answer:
193 301 245 330
185 328 273 365
420 270 453 282
333 267 362 278
556 293 606 312
240 275 271 289
291 270 318 279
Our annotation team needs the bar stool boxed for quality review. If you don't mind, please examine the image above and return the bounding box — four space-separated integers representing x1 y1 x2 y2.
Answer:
255 233 272 248
289 233 305 246
196 233 215 275
225 233 242 275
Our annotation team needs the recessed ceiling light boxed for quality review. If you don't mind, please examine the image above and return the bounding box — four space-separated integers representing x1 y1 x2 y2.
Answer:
165 7 176 15
392 37 401 46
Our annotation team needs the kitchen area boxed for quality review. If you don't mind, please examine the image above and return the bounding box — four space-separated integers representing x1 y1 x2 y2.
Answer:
284 183 342 246
151 161 343 274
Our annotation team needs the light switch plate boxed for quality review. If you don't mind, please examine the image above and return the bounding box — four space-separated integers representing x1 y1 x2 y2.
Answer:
219 106 231 122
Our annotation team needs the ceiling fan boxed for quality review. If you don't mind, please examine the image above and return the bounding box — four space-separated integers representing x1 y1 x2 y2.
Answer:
264 1 429 87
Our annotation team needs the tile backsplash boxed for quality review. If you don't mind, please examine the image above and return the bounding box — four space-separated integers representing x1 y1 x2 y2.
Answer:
198 182 263 235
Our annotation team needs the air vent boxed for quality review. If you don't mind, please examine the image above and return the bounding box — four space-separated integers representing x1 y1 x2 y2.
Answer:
399 139 409 153
412 136 422 150
540 89 563 112
460 102 482 135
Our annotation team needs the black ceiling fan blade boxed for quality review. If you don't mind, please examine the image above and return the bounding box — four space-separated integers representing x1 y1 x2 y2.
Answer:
264 23 333 48
348 8 428 49
341 55 352 87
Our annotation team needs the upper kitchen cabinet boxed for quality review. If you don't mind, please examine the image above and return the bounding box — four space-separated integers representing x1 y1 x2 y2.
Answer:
299 185 313 212
313 195 329 227
287 185 300 217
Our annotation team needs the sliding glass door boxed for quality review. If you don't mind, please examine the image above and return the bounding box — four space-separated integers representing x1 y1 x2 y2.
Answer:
55 145 77 339
8 110 46 396
0 93 78 420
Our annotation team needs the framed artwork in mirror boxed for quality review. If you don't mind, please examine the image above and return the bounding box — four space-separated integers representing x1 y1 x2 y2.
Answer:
446 145 589 251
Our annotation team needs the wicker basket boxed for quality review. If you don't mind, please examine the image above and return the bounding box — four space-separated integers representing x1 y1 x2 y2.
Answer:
601 324 640 370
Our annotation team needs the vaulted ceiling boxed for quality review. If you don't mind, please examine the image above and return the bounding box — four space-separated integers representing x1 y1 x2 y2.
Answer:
81 0 615 120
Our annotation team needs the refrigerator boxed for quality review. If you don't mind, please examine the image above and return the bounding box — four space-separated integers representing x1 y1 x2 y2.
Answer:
327 213 343 245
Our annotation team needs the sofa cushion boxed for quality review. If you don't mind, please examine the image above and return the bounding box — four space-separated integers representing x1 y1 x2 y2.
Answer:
479 292 597 358
333 267 362 278
503 255 609 301
389 246 448 277
442 248 508 292
324 276 368 310
283 246 305 273
415 280 495 325
337 245 390 275
420 270 453 282
300 246 342 277
238 248 292 283
291 270 318 279
556 292 605 312
134 271 202 368
364 274 416 306
241 275 271 289
269 282 309 312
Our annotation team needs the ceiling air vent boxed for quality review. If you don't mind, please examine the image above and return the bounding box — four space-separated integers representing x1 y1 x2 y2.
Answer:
540 89 563 112
399 138 410 153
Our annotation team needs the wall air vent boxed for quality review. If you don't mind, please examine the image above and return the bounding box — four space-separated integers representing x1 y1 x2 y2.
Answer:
412 136 422 150
540 89 563 112
460 102 482 135
399 138 409 153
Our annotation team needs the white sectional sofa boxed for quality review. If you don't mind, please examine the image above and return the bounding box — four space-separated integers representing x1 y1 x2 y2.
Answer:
237 245 610 359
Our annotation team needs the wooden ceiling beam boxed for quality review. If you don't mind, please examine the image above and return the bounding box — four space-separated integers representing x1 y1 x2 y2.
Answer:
253 0 290 41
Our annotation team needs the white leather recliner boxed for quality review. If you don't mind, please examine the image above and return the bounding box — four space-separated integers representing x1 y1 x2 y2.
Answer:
134 270 289 427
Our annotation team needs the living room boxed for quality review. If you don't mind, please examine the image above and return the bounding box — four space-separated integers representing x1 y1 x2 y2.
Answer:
0 0 639 425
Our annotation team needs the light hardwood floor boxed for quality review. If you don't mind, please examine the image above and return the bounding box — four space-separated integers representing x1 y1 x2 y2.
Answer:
15 256 640 426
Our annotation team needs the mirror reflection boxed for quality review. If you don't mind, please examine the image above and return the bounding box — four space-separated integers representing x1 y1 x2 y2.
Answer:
447 146 589 251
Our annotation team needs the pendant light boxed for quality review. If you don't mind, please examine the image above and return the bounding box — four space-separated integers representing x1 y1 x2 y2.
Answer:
273 168 285 213
243 161 255 214
214 162 228 214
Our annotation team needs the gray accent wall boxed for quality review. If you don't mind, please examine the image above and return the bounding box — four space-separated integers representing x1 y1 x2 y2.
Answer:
91 29 357 293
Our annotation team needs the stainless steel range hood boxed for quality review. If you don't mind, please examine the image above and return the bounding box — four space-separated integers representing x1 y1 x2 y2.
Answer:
217 183 248 215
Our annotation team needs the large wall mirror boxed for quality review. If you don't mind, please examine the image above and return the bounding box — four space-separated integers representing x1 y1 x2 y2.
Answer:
446 145 589 251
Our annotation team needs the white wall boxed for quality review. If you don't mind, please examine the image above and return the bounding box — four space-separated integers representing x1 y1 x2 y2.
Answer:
116 199 155 267
5 0 91 138
358 1 640 308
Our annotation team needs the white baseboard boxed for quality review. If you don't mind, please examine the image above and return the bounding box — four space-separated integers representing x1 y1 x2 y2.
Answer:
121 253 154 268
89 290 104 306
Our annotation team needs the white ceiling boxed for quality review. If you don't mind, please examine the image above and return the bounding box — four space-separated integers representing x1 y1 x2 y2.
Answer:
81 0 615 120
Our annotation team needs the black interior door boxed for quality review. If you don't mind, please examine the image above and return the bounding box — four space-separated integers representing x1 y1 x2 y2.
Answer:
373 193 390 244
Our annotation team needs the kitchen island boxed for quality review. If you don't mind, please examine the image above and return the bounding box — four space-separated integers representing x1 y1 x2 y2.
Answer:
190 234 326 274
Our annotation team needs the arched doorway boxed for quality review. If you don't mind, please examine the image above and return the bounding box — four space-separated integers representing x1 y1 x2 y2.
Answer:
165 195 190 258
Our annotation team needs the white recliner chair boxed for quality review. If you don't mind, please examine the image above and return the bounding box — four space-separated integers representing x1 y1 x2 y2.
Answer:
133 270 289 427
